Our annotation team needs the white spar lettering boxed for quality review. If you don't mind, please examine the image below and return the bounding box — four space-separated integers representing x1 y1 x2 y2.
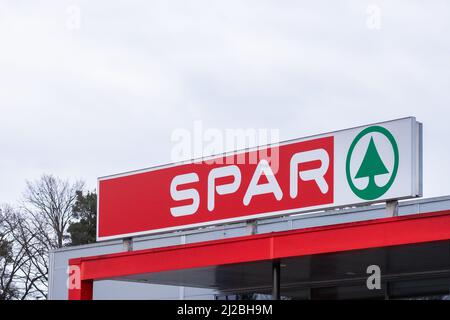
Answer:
169 173 200 217
243 159 283 206
170 148 330 217
208 165 241 211
290 149 329 198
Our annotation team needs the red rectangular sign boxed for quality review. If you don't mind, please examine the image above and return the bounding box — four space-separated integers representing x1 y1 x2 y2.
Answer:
98 136 334 240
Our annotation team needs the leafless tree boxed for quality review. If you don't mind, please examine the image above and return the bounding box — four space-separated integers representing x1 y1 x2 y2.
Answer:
0 175 84 300
0 205 18 300
0 175 84 299
18 174 84 298
23 174 84 249
0 205 50 300
0 206 32 299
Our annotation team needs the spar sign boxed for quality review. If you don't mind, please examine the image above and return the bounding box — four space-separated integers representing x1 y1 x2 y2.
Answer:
97 117 422 241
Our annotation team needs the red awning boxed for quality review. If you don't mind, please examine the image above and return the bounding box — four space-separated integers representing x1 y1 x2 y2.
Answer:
68 210 450 300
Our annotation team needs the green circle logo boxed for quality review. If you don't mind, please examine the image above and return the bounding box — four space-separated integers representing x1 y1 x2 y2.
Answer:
346 126 399 200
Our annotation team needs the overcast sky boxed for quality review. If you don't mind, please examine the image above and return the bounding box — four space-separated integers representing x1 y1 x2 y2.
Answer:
1 1 449 205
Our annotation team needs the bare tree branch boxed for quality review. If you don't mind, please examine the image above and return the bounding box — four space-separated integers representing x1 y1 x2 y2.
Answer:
1 175 84 300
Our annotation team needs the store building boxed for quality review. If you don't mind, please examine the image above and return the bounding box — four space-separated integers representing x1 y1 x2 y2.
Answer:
48 117 450 300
